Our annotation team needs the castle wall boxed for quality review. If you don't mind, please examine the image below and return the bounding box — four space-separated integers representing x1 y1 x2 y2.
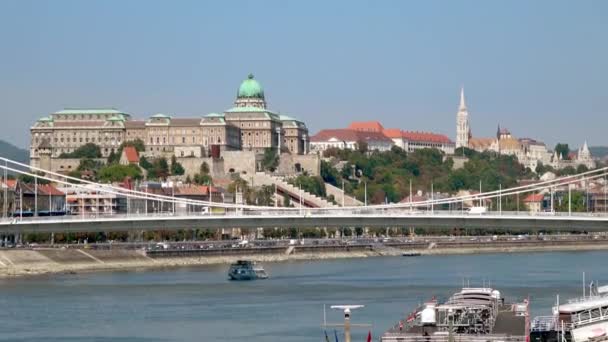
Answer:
276 153 320 176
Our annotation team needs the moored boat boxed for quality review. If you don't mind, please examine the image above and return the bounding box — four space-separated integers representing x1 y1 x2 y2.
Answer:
228 260 269 281
381 287 530 342
531 283 608 342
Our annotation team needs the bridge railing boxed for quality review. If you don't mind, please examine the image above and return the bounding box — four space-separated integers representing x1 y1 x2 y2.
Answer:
2 208 608 225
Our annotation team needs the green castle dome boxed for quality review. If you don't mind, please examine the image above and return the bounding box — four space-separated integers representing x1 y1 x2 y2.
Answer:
237 74 264 99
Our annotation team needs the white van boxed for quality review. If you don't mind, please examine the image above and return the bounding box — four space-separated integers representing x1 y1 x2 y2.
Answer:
467 206 487 215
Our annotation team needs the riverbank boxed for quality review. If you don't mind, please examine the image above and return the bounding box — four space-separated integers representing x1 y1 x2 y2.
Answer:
2 239 608 278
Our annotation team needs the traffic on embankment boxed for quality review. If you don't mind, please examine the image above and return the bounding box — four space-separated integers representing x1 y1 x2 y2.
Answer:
1 233 608 278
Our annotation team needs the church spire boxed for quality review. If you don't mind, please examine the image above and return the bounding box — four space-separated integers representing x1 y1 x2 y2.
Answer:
456 86 470 149
459 87 466 110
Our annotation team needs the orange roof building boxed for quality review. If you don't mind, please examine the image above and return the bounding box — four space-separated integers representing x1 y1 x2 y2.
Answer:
348 121 385 133
120 146 140 165
382 128 454 154
310 129 393 152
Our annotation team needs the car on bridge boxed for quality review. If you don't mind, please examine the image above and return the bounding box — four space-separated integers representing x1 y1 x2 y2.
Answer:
467 206 487 215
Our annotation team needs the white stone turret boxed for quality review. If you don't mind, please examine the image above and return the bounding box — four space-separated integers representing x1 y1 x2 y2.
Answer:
456 87 470 149
577 140 595 168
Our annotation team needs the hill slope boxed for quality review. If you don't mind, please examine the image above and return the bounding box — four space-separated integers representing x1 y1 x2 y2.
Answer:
590 146 608 159
0 140 29 164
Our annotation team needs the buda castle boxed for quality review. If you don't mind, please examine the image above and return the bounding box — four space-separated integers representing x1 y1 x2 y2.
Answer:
30 74 311 173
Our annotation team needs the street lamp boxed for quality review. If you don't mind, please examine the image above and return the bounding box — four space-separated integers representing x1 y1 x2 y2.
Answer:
364 181 367 207
341 180 345 207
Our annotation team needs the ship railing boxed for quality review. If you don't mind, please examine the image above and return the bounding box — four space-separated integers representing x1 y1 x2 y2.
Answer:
380 333 526 342
572 309 608 327
531 316 556 332
566 295 608 304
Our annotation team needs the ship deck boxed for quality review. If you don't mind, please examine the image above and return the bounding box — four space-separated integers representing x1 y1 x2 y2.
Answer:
382 304 527 342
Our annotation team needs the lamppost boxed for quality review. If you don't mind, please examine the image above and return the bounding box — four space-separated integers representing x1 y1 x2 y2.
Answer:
569 184 572 216
34 176 38 217
275 127 282 155
409 179 413 212
364 181 367 207
499 183 502 215
342 180 345 207
431 182 434 214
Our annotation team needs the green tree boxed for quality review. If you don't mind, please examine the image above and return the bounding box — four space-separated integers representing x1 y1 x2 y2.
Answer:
289 175 326 197
320 160 340 186
193 173 212 185
558 166 577 176
228 176 253 203
67 170 82 182
144 157 170 180
77 158 104 172
200 161 210 175
192 161 212 184
252 185 275 206
170 155 185 176
59 143 102 158
18 172 50 184
557 191 586 212
122 138 145 152
262 148 279 171
107 150 119 164
97 164 143 182
139 156 153 170
535 162 555 175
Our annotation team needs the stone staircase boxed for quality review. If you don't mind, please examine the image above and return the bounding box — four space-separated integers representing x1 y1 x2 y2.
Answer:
325 183 364 207
253 173 338 208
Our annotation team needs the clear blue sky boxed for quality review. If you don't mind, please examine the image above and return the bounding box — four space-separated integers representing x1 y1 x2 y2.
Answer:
1 0 606 149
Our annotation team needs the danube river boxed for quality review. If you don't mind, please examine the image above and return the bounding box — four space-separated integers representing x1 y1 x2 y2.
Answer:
0 251 604 341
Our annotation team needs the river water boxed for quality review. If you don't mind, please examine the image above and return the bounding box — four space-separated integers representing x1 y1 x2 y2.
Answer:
0 251 604 341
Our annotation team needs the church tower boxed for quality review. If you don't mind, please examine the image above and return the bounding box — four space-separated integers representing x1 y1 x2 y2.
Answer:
456 87 470 149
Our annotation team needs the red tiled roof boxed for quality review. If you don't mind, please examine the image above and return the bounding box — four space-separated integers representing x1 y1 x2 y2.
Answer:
1 179 17 189
310 129 362 142
382 128 452 144
174 186 207 196
382 128 403 139
122 146 139 163
311 129 393 143
401 130 452 144
348 121 385 132
38 184 64 196
200 185 221 194
524 194 544 202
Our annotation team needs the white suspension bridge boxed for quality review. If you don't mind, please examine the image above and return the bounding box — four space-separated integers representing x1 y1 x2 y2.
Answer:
1 156 608 233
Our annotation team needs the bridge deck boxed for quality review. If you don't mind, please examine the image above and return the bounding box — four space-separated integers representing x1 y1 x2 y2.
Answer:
1 211 608 233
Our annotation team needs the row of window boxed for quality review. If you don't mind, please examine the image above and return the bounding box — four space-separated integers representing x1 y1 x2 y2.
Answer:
36 136 122 144
53 114 113 120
